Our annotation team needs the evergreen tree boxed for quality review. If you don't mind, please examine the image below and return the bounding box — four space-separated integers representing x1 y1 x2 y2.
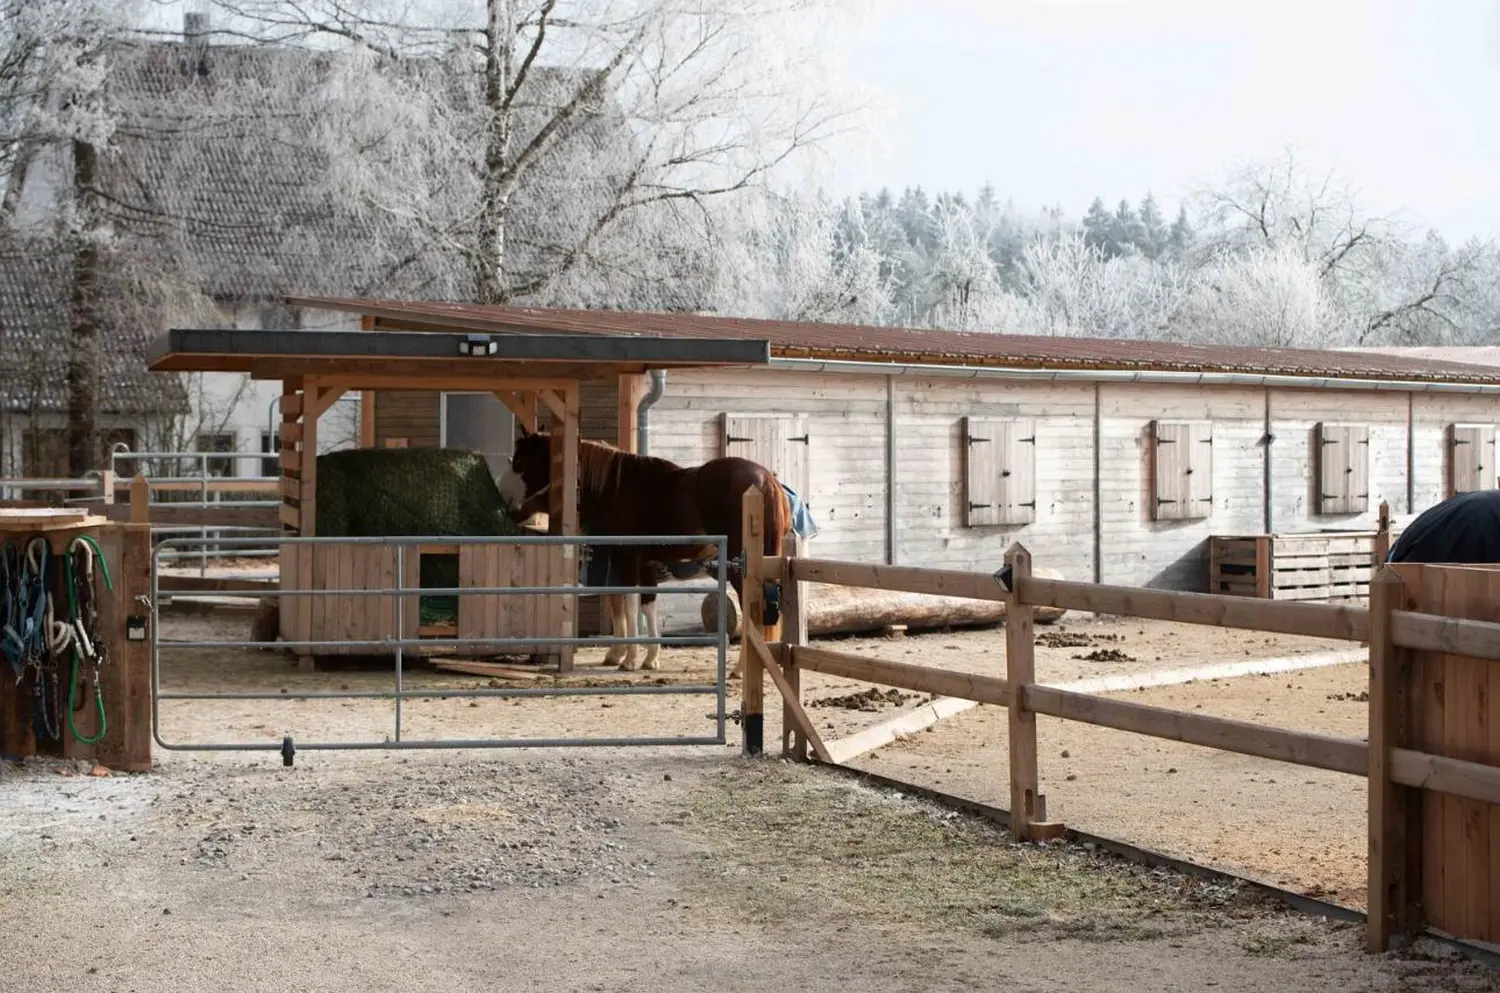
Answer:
1167 204 1195 258
1138 193 1167 260
1081 196 1115 256
1112 199 1147 257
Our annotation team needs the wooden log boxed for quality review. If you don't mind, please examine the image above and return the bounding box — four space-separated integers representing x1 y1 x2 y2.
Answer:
702 572 1067 638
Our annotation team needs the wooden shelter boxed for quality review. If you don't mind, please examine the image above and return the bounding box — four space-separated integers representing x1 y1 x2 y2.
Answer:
145 325 770 671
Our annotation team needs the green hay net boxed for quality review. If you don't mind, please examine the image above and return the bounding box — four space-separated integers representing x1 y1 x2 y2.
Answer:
313 447 528 625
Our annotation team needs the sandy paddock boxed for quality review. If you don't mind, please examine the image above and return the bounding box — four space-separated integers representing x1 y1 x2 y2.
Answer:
3 605 1495 991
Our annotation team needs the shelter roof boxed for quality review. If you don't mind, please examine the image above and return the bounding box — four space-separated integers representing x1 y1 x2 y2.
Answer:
289 296 1500 387
145 327 770 384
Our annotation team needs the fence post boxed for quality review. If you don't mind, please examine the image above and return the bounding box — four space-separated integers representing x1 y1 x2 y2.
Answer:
781 532 808 761
1004 543 1043 840
98 469 115 505
129 473 150 525
740 489 766 756
1367 566 1415 952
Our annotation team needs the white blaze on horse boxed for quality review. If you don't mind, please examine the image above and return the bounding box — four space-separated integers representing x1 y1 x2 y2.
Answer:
498 429 790 672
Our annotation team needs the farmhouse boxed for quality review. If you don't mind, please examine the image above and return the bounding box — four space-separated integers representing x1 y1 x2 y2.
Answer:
272 297 1500 631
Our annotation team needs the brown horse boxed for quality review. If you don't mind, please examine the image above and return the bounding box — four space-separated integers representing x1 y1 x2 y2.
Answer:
500 428 790 671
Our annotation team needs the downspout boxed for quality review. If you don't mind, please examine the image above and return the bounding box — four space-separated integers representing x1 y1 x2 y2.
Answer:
635 369 666 456
1406 391 1415 514
1263 388 1274 534
885 375 897 565
1092 382 1102 585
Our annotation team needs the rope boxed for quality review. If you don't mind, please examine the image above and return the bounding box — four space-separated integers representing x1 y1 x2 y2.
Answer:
65 534 112 746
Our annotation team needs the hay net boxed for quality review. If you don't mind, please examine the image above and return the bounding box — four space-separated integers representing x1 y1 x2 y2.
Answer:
313 447 527 625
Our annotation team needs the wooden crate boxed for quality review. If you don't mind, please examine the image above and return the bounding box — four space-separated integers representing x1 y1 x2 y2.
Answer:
280 543 572 663
1210 531 1388 603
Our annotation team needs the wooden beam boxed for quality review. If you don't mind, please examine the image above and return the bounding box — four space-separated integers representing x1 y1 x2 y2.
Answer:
309 384 349 421
100 504 279 529
790 558 1010 603
360 391 376 447
1390 747 1500 807
129 474 149 525
537 388 566 422
298 378 319 537
792 645 1010 706
546 382 580 673
492 390 528 425
1023 684 1367 776
1018 575 1370 643
1368 569 1414 952
1390 609 1500 661
745 628 831 763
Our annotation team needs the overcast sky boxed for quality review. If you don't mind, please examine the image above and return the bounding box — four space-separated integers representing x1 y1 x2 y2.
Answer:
833 0 1500 239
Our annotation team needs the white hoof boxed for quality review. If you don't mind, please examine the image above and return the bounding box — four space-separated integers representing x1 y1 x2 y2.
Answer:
641 652 661 671
618 652 641 672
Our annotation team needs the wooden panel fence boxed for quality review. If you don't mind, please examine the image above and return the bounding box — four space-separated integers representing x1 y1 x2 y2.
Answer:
734 491 1500 955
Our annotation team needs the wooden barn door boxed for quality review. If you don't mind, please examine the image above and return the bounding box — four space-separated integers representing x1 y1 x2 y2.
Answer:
720 413 812 509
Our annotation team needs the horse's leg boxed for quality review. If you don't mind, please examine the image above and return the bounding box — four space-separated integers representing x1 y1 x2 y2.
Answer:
640 583 661 671
601 590 628 667
616 552 643 671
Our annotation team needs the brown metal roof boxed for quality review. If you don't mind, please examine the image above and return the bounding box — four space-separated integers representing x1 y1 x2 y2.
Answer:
287 296 1500 386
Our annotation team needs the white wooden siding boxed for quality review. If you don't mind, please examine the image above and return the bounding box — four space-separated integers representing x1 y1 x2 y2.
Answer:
1267 389 1406 531
1099 384 1263 589
896 378 1094 581
647 370 887 562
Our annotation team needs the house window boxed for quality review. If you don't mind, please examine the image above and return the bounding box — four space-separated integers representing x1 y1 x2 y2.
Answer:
719 412 812 507
962 417 1037 527
1150 420 1213 521
440 392 515 477
194 432 237 477
260 430 280 478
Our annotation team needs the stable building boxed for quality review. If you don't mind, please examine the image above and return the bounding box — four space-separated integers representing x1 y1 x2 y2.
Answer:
283 297 1500 630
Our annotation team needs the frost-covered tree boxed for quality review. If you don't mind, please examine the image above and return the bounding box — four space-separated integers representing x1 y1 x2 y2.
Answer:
208 0 867 306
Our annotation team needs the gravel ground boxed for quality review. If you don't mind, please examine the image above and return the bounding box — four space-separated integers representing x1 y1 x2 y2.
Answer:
3 750 1498 993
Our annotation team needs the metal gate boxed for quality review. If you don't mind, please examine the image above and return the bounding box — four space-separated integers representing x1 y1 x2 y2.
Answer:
150 533 731 762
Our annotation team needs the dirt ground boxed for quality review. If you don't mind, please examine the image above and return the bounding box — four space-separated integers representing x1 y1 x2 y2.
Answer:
4 749 1497 993
147 607 1376 907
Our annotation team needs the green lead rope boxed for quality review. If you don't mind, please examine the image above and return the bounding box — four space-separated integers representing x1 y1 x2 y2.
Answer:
65 534 112 746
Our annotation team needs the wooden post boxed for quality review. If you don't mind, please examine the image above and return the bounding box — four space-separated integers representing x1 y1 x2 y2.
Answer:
616 374 647 636
1367 566 1415 951
96 523 153 771
129 473 150 525
294 379 317 671
359 316 377 447
1374 501 1392 567
547 383 580 673
740 489 766 755
1005 543 1044 840
98 469 115 505
781 533 808 761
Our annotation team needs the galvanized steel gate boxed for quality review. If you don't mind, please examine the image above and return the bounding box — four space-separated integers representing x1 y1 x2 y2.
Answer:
150 533 732 762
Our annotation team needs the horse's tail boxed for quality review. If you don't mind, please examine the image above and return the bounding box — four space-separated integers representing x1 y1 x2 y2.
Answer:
763 473 792 558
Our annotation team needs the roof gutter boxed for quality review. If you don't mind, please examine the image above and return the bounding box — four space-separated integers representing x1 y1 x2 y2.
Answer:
768 356 1500 395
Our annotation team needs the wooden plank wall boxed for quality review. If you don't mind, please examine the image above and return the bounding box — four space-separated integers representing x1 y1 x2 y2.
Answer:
1099 384 1264 589
1393 563 1500 944
457 544 570 657
1269 388 1408 531
897 378 1093 579
648 369 888 563
1412 393 1500 507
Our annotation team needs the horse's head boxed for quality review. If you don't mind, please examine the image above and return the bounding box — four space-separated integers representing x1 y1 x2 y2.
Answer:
498 426 552 511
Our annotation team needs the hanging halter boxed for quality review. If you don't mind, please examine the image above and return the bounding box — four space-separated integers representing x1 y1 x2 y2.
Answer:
65 535 112 745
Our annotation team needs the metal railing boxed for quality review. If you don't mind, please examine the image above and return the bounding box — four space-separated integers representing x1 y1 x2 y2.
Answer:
111 449 280 574
151 533 733 758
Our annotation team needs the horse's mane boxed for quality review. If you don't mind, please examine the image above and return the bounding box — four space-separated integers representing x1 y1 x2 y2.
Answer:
575 438 681 500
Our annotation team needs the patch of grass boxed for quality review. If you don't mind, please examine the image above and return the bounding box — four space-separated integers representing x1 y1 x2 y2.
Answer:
675 761 1287 944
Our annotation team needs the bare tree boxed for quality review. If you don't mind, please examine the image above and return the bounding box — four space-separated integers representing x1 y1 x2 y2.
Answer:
204 0 868 306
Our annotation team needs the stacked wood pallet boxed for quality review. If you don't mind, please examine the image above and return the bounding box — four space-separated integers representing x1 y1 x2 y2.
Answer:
1209 529 1394 603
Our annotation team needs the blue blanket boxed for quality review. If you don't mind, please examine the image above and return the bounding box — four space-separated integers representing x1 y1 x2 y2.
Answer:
781 482 820 539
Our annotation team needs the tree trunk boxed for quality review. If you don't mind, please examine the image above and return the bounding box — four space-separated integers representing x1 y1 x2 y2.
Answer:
703 576 1069 639
477 0 515 305
68 138 101 476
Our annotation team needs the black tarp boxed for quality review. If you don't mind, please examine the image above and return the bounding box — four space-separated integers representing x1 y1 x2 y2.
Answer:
1386 490 1500 564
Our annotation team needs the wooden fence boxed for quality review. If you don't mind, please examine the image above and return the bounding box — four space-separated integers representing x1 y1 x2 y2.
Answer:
733 491 1500 954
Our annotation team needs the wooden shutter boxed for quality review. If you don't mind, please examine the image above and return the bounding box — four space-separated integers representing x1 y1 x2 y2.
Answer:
1188 421 1214 515
963 417 1036 527
721 413 811 507
1317 423 1370 514
1449 423 1497 495
1151 420 1210 521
